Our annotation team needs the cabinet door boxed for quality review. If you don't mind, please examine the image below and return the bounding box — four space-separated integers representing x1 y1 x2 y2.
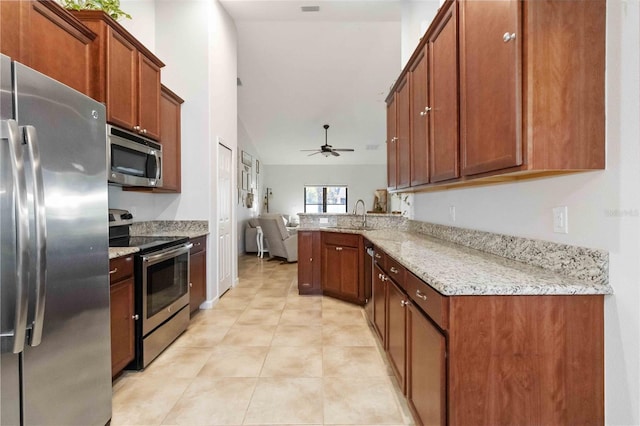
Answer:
396 75 411 189
387 279 407 393
429 3 460 183
372 264 387 347
137 53 161 140
322 243 359 302
158 86 183 192
298 231 321 294
407 304 446 426
459 0 521 176
110 277 135 377
386 95 397 189
410 47 429 187
107 27 137 131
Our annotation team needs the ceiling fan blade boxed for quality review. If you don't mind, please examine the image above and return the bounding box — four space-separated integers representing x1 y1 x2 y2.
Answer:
333 148 354 152
331 151 340 157
307 151 321 156
300 149 319 151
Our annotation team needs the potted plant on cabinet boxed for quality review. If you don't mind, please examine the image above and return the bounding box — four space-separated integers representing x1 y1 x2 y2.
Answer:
58 0 131 20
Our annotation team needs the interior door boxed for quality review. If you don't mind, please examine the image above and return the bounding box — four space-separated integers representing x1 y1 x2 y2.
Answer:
218 143 233 295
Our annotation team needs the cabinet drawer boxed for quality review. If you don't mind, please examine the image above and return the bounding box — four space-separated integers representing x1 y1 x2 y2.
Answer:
190 236 207 255
373 247 386 271
323 232 360 248
109 255 134 284
386 256 406 289
406 272 449 330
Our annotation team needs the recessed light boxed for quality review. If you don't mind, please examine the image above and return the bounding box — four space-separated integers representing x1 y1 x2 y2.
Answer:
301 6 320 12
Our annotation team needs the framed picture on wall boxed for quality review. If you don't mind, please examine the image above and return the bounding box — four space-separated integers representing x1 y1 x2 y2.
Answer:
242 151 252 166
242 170 248 190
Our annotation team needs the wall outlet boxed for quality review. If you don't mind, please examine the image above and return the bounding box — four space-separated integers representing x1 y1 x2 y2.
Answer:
448 205 456 222
553 206 569 234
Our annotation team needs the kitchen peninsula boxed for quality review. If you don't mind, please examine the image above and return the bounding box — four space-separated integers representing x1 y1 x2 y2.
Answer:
297 214 610 425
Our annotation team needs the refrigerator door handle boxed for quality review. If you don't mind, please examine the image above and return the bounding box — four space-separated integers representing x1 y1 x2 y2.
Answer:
23 125 47 347
1 119 30 354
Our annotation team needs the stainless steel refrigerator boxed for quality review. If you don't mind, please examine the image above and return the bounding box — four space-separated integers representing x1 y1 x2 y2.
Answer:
0 54 112 425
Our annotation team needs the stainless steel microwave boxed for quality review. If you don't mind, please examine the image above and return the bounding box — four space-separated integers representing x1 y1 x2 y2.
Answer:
107 125 162 187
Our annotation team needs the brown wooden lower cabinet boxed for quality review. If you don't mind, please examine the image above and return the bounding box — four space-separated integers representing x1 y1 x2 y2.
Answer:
297 231 321 294
189 235 207 313
321 232 362 304
109 255 135 378
373 249 604 426
386 279 407 393
407 303 446 426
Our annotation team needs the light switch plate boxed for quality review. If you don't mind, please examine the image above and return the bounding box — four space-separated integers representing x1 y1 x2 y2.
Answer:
448 205 456 222
553 206 569 234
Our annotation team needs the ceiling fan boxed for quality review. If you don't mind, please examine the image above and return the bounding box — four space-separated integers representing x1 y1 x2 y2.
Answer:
301 124 355 157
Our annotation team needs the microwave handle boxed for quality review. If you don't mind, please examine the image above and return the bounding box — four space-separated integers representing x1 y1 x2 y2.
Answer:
155 153 161 180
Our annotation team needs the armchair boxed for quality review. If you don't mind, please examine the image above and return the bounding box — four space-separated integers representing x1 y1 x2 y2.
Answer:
258 214 298 262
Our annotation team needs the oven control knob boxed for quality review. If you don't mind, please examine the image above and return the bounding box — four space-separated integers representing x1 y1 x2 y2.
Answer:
132 314 139 320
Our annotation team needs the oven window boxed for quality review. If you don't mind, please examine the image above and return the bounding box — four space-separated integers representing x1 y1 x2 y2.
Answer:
112 144 148 177
146 252 189 317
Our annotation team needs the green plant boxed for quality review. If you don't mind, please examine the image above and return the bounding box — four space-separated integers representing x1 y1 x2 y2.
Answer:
59 0 131 20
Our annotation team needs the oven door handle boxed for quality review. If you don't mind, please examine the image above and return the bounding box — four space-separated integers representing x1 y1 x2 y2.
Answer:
142 243 193 265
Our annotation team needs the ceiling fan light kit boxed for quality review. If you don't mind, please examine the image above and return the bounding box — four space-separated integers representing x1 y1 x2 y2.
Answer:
300 124 355 157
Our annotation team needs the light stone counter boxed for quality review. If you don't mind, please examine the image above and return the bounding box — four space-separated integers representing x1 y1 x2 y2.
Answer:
301 224 612 296
109 247 139 260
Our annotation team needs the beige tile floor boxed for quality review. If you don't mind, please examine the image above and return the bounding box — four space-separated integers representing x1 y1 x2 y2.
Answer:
112 255 415 426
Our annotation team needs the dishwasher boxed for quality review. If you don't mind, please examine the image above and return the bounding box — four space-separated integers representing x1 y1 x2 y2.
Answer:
364 240 374 323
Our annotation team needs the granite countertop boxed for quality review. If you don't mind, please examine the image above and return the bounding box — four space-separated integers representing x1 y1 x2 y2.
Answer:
305 227 612 296
109 247 139 259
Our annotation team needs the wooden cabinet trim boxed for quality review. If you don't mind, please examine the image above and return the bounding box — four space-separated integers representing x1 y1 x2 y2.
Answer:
32 1 96 42
69 10 164 67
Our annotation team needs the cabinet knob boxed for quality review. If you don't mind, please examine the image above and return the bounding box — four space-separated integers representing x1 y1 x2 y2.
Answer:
142 129 148 134
133 125 141 131
310 257 313 262
132 314 139 320
189 282 193 288
503 32 516 43
416 289 428 301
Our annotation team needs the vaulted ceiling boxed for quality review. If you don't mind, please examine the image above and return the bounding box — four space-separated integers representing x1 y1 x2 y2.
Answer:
220 0 402 165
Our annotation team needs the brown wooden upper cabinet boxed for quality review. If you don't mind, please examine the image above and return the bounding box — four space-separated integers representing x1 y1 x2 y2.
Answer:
1 1 95 96
387 0 605 191
157 85 184 193
428 2 459 183
387 74 411 190
70 11 164 141
409 48 429 187
459 0 605 177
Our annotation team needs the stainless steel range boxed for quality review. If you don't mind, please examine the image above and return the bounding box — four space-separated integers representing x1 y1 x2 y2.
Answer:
109 209 191 369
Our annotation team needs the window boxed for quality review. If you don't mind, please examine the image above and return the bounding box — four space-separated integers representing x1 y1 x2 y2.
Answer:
304 186 348 213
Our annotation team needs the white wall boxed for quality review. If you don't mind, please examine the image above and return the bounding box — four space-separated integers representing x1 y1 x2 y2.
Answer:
410 2 640 423
400 1 440 68
263 164 386 220
110 0 238 304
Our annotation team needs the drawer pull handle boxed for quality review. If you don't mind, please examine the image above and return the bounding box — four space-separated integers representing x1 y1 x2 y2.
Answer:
132 314 139 320
374 253 382 259
335 247 343 251
390 266 399 274
416 289 427 301
109 268 118 275
401 300 409 307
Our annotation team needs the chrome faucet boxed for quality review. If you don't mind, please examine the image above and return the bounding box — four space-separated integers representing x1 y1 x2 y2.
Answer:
353 199 367 228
